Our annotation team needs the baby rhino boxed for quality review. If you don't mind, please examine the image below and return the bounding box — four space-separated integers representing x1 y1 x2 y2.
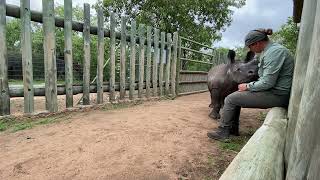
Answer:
208 50 258 119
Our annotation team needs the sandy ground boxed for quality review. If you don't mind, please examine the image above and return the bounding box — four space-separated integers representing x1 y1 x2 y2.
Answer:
0 92 267 180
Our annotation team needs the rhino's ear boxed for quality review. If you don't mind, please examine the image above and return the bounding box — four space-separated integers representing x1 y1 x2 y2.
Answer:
227 50 236 64
244 51 255 63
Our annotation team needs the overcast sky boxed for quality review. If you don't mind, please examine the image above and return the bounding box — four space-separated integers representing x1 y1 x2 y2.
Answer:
7 0 293 49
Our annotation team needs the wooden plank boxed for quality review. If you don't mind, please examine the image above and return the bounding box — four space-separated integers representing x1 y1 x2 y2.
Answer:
20 0 34 113
43 0 57 112
145 26 152 98
285 0 318 167
152 28 159 96
165 33 172 95
64 0 73 108
120 16 127 100
171 32 178 97
109 12 116 102
0 0 10 115
129 20 136 100
220 108 287 180
96 8 104 104
82 3 90 105
159 32 165 96
138 24 145 98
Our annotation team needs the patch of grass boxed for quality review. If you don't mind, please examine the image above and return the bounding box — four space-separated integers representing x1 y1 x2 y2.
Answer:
258 111 267 122
219 136 251 152
0 115 67 133
102 101 143 111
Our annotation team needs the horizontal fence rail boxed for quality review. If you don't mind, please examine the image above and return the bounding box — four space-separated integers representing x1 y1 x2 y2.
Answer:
0 0 180 116
177 36 226 95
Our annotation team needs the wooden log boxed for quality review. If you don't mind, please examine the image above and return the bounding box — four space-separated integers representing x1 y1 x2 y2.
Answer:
145 26 152 99
96 8 104 104
286 1 320 178
159 32 165 96
129 20 136 100
138 24 145 98
171 32 178 97
82 3 90 105
120 16 126 100
0 0 10 116
8 82 148 97
64 0 73 108
153 28 159 96
165 33 172 95
220 107 287 180
43 0 57 112
20 0 34 113
285 0 318 166
109 12 116 102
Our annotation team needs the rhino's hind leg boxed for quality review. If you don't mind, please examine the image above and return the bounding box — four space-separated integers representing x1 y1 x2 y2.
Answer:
209 89 214 108
209 89 221 119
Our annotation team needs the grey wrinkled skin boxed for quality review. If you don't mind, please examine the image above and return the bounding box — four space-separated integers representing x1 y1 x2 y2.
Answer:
207 50 258 119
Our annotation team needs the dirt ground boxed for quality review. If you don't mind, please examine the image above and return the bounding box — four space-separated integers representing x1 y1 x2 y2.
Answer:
0 92 268 180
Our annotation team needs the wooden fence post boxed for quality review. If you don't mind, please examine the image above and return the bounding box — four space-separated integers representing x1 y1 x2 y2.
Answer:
43 0 57 112
285 0 318 166
153 28 159 96
159 32 165 96
21 0 34 113
64 0 73 108
165 33 172 95
109 12 116 102
96 8 104 104
145 26 152 99
129 20 136 100
286 1 320 178
138 24 145 98
120 16 127 100
0 0 10 116
176 35 181 95
82 3 91 105
171 32 178 97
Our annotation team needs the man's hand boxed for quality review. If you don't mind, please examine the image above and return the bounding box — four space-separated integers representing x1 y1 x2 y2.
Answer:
238 83 248 91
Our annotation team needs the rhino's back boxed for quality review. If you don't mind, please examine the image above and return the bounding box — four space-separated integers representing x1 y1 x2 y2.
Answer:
207 64 228 90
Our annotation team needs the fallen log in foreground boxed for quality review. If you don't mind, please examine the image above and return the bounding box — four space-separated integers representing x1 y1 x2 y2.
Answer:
219 107 287 180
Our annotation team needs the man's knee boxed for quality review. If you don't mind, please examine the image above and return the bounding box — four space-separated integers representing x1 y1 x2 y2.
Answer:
225 91 239 104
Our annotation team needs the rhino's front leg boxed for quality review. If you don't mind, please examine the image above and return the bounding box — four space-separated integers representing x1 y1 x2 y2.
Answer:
209 88 221 119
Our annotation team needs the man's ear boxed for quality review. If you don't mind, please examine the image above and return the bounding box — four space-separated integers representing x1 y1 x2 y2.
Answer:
244 51 255 63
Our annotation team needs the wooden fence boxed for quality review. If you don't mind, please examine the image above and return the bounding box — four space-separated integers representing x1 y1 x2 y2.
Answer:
0 0 226 117
0 0 180 116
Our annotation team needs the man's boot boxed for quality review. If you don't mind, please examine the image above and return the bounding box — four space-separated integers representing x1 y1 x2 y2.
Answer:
230 106 240 136
230 125 240 136
207 127 230 141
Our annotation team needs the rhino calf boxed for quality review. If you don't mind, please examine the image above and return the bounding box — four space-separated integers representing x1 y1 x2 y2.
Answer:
208 50 258 119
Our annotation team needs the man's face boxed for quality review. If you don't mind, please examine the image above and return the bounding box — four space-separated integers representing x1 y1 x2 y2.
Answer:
248 42 263 53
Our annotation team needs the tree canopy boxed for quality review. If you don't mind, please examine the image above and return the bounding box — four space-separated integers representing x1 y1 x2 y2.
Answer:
271 17 299 55
101 0 246 46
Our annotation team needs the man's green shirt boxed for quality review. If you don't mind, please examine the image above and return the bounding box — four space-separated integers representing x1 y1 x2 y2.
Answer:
248 42 294 95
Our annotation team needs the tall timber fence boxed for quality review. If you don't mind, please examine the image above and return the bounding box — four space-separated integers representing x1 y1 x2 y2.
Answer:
0 0 227 116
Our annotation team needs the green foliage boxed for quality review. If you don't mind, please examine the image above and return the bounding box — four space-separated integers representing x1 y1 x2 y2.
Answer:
6 18 21 50
271 17 299 55
101 0 245 47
